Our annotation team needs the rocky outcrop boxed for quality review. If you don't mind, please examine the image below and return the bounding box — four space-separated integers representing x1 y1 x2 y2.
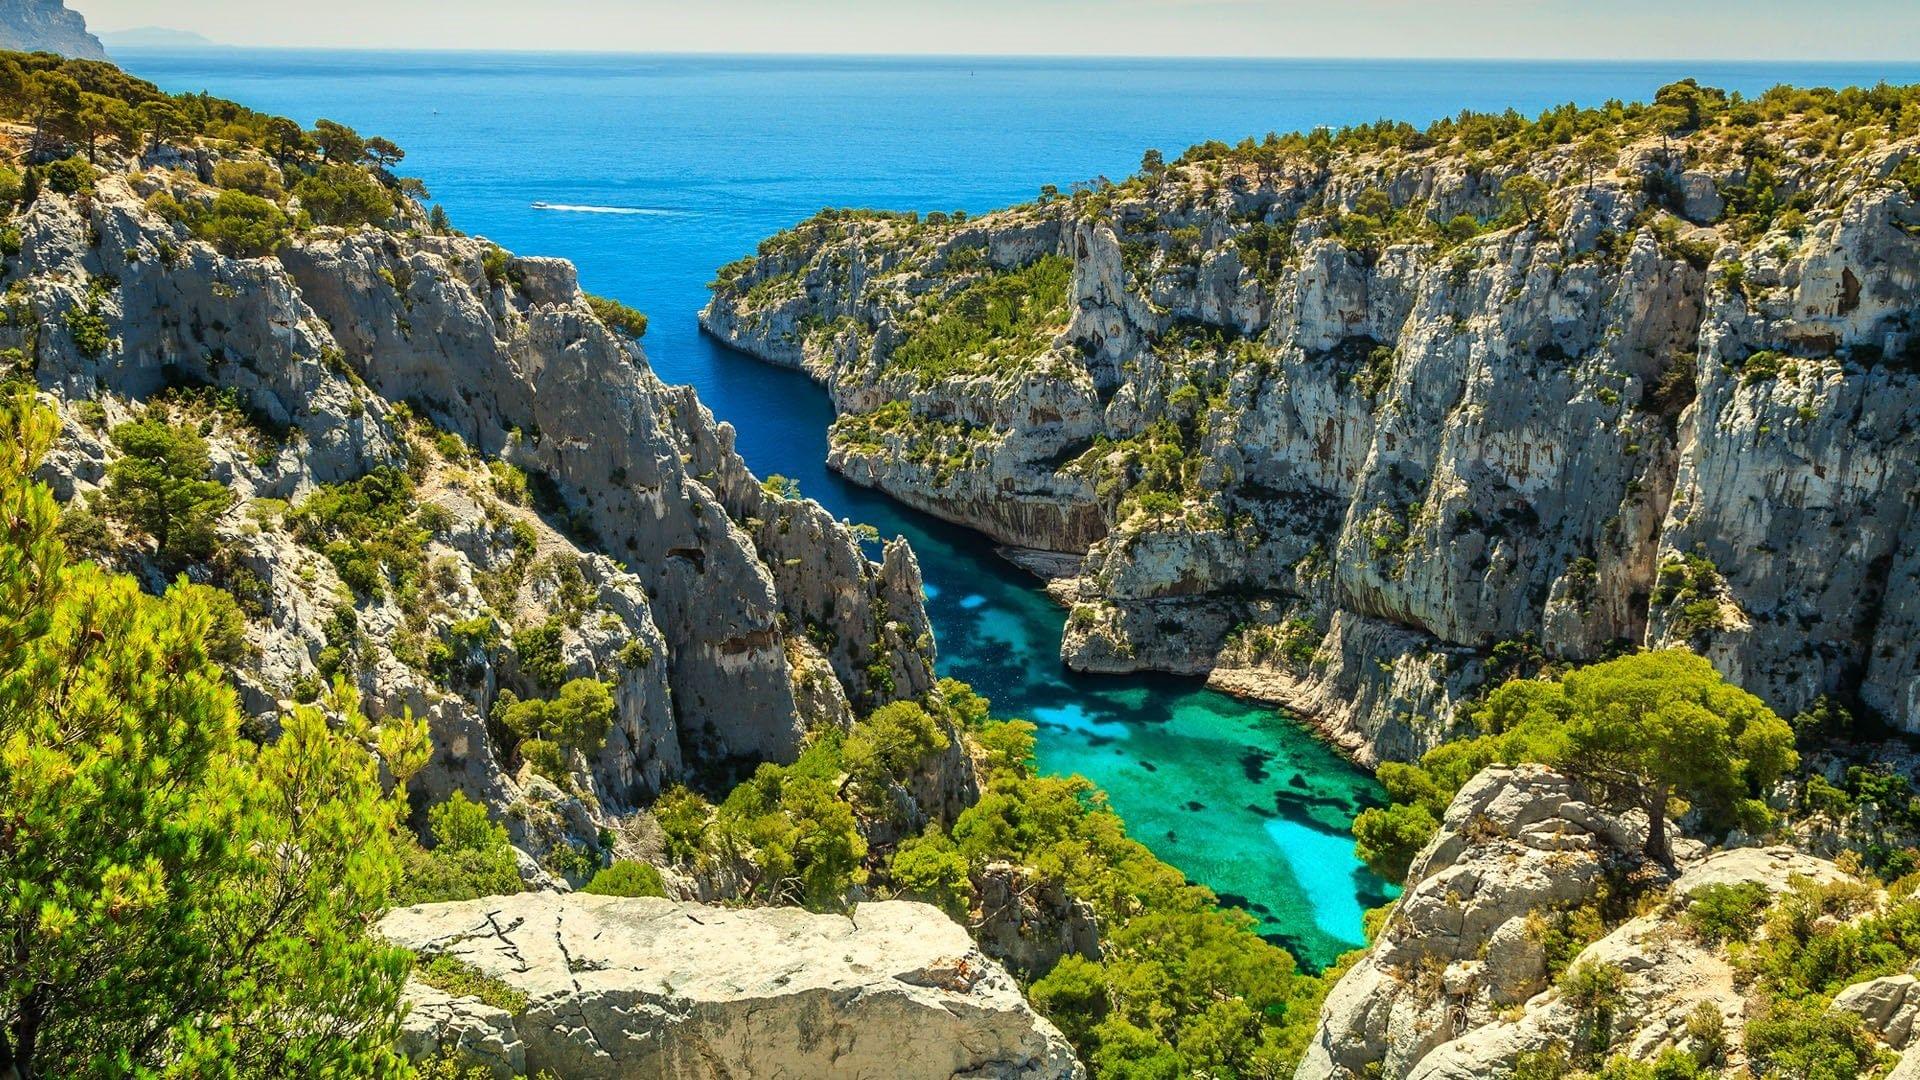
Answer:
1834 974 1920 1052
11 155 940 865
971 860 1102 980
1294 765 1865 1079
0 0 105 58
704 114 1920 764
382 892 1084 1079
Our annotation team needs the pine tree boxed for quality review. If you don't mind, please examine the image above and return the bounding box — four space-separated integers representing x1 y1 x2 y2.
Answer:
101 417 233 562
0 393 428 1078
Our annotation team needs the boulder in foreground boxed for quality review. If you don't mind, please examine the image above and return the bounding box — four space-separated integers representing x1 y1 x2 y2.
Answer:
381 892 1084 1079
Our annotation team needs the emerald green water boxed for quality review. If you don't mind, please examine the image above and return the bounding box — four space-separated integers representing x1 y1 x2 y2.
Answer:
916 530 1395 967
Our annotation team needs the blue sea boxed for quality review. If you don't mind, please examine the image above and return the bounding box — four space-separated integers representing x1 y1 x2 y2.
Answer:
114 49 1920 967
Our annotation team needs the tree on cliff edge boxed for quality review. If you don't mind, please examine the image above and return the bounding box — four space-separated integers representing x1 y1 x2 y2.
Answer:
1488 650 1797 864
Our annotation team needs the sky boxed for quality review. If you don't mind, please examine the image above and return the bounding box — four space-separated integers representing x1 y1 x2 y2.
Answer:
75 0 1920 59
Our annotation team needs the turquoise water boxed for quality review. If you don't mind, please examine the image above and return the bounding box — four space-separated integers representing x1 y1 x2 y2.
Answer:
112 50 1920 967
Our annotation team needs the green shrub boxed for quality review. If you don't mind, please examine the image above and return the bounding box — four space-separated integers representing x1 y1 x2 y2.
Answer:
41 156 96 196
502 678 616 761
412 954 527 1014
289 467 427 601
517 737 565 783
586 294 649 339
399 792 523 904
888 256 1071 383
1351 802 1438 883
64 302 112 358
1683 881 1772 944
481 245 515 289
294 164 394 227
652 785 712 862
145 190 187 223
1513 1046 1572 1080
101 417 233 562
212 159 285 200
512 617 570 689
889 828 971 918
616 638 654 669
193 189 291 258
581 860 667 898
1744 996 1886 1080
842 700 948 811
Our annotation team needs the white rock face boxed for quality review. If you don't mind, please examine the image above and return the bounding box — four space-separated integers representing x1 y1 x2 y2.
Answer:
1834 974 1920 1051
1294 765 1874 1079
395 985 526 1076
12 167 951 862
381 893 1084 1080
704 133 1920 762
1295 765 1647 1079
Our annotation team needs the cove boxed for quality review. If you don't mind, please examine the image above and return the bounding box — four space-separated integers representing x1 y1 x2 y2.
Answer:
111 48 1920 967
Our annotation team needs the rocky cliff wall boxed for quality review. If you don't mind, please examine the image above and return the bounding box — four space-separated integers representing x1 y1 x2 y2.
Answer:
704 113 1920 764
0 0 105 59
12 160 941 863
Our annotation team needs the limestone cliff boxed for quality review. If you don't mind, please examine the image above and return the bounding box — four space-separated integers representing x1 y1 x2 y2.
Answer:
703 87 1920 765
9 141 940 867
0 0 104 58
1296 764 1911 1078
381 893 1084 1079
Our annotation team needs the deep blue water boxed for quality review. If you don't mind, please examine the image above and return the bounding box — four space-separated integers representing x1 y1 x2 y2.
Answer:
113 49 1920 967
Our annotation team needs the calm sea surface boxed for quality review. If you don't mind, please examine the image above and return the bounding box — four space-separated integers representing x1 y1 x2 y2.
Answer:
113 49 1920 967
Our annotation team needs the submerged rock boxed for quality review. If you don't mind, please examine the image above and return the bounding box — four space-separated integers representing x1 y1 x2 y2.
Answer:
382 893 1084 1079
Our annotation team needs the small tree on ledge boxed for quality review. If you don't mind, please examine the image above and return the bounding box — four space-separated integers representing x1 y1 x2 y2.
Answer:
1486 649 1798 865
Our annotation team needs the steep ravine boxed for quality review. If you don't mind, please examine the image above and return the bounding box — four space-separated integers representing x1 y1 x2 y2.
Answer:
703 93 1920 766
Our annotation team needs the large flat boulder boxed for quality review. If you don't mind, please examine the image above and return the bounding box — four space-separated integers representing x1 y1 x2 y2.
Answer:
381 893 1083 1079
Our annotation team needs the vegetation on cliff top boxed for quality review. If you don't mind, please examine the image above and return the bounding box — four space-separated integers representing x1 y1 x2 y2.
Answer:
0 393 430 1078
885 253 1072 383
0 50 443 249
717 79 1920 296
641 678 1345 1076
1352 650 1798 881
711 77 1920 418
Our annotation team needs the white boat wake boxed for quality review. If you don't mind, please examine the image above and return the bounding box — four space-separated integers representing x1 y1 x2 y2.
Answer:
531 202 677 216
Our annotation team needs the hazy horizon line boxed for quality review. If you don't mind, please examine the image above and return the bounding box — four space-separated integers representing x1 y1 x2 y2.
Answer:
93 42 1920 68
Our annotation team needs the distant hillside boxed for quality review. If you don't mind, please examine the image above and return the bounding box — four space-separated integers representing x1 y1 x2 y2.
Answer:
98 25 217 48
0 0 104 58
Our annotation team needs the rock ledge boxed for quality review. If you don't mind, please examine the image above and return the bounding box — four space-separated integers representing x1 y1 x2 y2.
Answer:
382 893 1084 1079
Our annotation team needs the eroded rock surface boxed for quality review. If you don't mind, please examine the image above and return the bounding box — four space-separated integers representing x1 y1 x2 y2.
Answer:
382 893 1084 1079
1294 764 1872 1079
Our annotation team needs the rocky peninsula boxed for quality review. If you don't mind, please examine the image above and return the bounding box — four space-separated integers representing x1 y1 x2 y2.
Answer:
704 81 1920 768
